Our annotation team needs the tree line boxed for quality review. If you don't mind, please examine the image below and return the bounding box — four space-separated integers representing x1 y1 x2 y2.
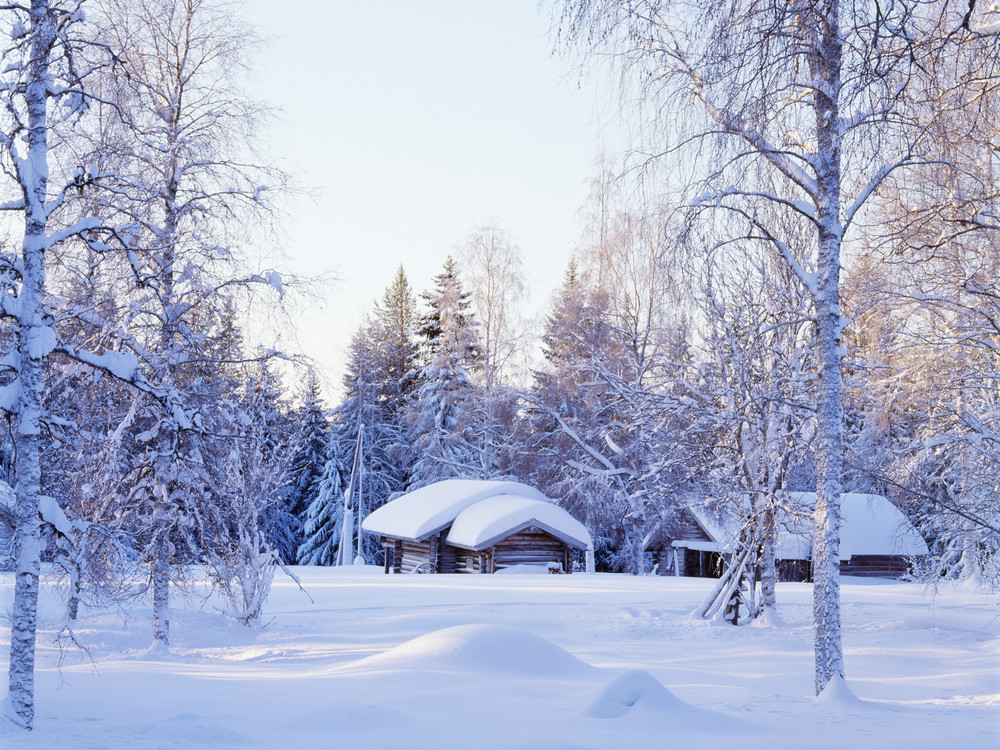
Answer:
306 179 999 599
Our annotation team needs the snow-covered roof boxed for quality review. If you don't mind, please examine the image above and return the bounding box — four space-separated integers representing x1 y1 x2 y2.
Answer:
789 493 930 558
361 479 549 543
446 495 592 552
684 505 728 546
674 493 928 560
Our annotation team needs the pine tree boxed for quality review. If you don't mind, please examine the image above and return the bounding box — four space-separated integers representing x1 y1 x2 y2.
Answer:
299 321 383 564
371 266 419 492
529 261 635 569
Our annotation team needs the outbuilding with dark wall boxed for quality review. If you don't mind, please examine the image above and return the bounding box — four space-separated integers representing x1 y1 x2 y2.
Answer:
668 493 929 581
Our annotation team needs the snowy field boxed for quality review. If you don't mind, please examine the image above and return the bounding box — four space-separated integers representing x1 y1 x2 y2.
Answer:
1 568 998 749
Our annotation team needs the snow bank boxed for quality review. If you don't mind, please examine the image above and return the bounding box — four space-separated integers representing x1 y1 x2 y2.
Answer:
446 495 592 551
361 479 548 542
1 570 995 749
351 624 595 678
584 669 686 718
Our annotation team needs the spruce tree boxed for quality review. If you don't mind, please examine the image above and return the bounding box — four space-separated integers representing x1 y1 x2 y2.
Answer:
407 258 486 488
299 268 419 564
296 441 347 566
240 360 296 564
284 370 330 558
375 265 419 412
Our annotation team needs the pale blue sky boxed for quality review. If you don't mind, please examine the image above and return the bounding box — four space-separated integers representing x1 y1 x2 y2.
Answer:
243 1 618 394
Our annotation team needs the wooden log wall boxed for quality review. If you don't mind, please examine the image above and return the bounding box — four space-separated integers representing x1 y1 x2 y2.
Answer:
839 555 913 579
397 539 433 573
775 555 914 581
653 547 670 575
682 548 725 578
392 539 402 574
437 534 458 573
493 531 573 573
479 550 492 574
383 530 593 575
776 558 811 582
446 544 479 573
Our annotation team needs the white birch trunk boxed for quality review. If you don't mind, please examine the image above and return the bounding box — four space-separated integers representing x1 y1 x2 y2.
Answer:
627 491 646 575
760 519 777 614
755 492 778 617
629 512 646 575
151 533 171 648
148 90 182 646
5 0 56 730
959 519 982 586
806 0 847 696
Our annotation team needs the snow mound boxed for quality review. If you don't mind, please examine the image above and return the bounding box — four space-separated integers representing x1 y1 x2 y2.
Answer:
584 669 686 718
354 624 594 678
816 675 868 710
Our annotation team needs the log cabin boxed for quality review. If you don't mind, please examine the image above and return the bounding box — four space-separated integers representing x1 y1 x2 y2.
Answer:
361 479 592 574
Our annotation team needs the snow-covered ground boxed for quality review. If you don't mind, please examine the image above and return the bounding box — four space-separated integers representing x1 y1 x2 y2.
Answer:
1 568 997 749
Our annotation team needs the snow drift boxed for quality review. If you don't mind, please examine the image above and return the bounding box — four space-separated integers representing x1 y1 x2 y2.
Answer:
350 623 595 678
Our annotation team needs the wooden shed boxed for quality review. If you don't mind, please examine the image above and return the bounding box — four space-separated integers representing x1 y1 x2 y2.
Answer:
645 508 718 576
668 493 929 581
361 479 592 574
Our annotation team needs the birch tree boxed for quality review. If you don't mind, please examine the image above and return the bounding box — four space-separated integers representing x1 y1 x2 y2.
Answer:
458 224 529 388
85 0 284 649
850 110 1000 585
557 0 1000 694
697 230 815 620
0 0 161 729
0 0 107 728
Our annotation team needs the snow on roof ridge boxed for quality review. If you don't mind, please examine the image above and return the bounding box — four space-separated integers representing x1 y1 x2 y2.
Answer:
446 494 592 551
361 479 550 543
684 503 731 544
